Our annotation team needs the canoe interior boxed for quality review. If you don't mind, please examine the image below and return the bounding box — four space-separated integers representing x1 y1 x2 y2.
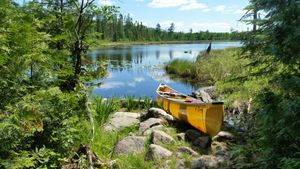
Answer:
156 83 224 136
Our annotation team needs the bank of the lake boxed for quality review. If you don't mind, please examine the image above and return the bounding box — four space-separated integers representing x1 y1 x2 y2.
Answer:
90 40 240 49
165 47 260 105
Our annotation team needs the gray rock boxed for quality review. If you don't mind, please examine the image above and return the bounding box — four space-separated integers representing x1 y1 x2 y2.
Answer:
104 112 140 132
176 133 186 141
211 141 228 155
193 136 211 149
212 131 234 142
191 155 219 169
215 150 230 161
143 125 164 135
146 144 173 160
152 130 175 144
191 89 213 103
177 146 199 157
185 129 203 141
175 158 186 169
148 107 175 121
139 118 165 133
185 129 210 148
198 90 213 103
114 136 146 155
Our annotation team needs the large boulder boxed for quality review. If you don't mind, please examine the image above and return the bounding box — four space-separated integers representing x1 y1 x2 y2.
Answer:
146 144 173 161
114 136 146 155
104 112 140 132
139 118 165 133
151 130 175 144
140 107 175 122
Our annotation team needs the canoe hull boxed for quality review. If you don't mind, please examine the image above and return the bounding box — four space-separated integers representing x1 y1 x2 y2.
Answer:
156 84 223 136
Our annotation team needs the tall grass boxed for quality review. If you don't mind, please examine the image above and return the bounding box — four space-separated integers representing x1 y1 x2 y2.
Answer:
125 96 137 111
93 97 119 125
165 59 197 79
166 47 249 84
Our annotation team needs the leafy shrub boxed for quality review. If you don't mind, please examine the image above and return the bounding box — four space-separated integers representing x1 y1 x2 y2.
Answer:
0 87 88 168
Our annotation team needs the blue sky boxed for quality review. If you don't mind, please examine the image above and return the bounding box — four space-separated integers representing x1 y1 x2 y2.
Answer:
18 0 250 32
100 0 250 32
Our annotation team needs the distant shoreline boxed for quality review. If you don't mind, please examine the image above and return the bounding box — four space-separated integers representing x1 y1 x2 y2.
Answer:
90 40 240 49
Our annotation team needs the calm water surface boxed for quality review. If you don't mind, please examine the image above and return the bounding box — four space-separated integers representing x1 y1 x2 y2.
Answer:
88 42 241 99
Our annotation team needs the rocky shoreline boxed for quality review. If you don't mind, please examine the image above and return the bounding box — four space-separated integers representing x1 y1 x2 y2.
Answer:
104 107 236 169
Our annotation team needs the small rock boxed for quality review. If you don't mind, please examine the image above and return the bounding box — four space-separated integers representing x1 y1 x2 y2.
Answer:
149 107 175 121
211 141 228 155
212 131 234 142
177 147 199 157
146 144 173 161
175 158 186 169
192 89 213 103
143 125 164 135
152 130 175 144
191 155 219 169
176 133 186 141
215 150 230 161
104 112 140 132
185 129 203 141
185 129 210 149
193 136 211 149
139 118 165 133
114 136 146 155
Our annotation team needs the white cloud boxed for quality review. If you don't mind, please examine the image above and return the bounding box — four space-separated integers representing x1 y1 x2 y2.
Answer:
99 0 114 6
215 5 226 12
203 8 212 12
134 77 145 82
159 20 184 31
148 0 209 11
128 82 136 87
100 82 125 89
192 22 231 32
147 71 172 83
179 0 207 11
148 0 189 8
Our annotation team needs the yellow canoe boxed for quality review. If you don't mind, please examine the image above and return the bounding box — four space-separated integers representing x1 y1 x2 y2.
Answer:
156 83 224 136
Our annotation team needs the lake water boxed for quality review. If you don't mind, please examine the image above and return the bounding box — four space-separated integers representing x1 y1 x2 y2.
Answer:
88 42 241 99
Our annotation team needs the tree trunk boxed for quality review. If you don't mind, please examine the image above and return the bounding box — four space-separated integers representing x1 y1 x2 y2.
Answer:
253 9 257 31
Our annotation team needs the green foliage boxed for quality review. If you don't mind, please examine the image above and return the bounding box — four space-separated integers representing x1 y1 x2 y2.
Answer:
115 153 154 169
166 48 250 88
93 97 119 125
94 13 243 43
0 1 110 167
143 97 153 110
0 87 89 168
165 59 197 80
231 0 300 168
126 96 138 111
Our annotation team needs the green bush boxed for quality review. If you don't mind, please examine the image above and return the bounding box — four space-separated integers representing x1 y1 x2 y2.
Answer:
0 87 89 168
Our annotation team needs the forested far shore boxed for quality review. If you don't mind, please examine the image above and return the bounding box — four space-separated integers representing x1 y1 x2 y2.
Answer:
94 12 242 42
